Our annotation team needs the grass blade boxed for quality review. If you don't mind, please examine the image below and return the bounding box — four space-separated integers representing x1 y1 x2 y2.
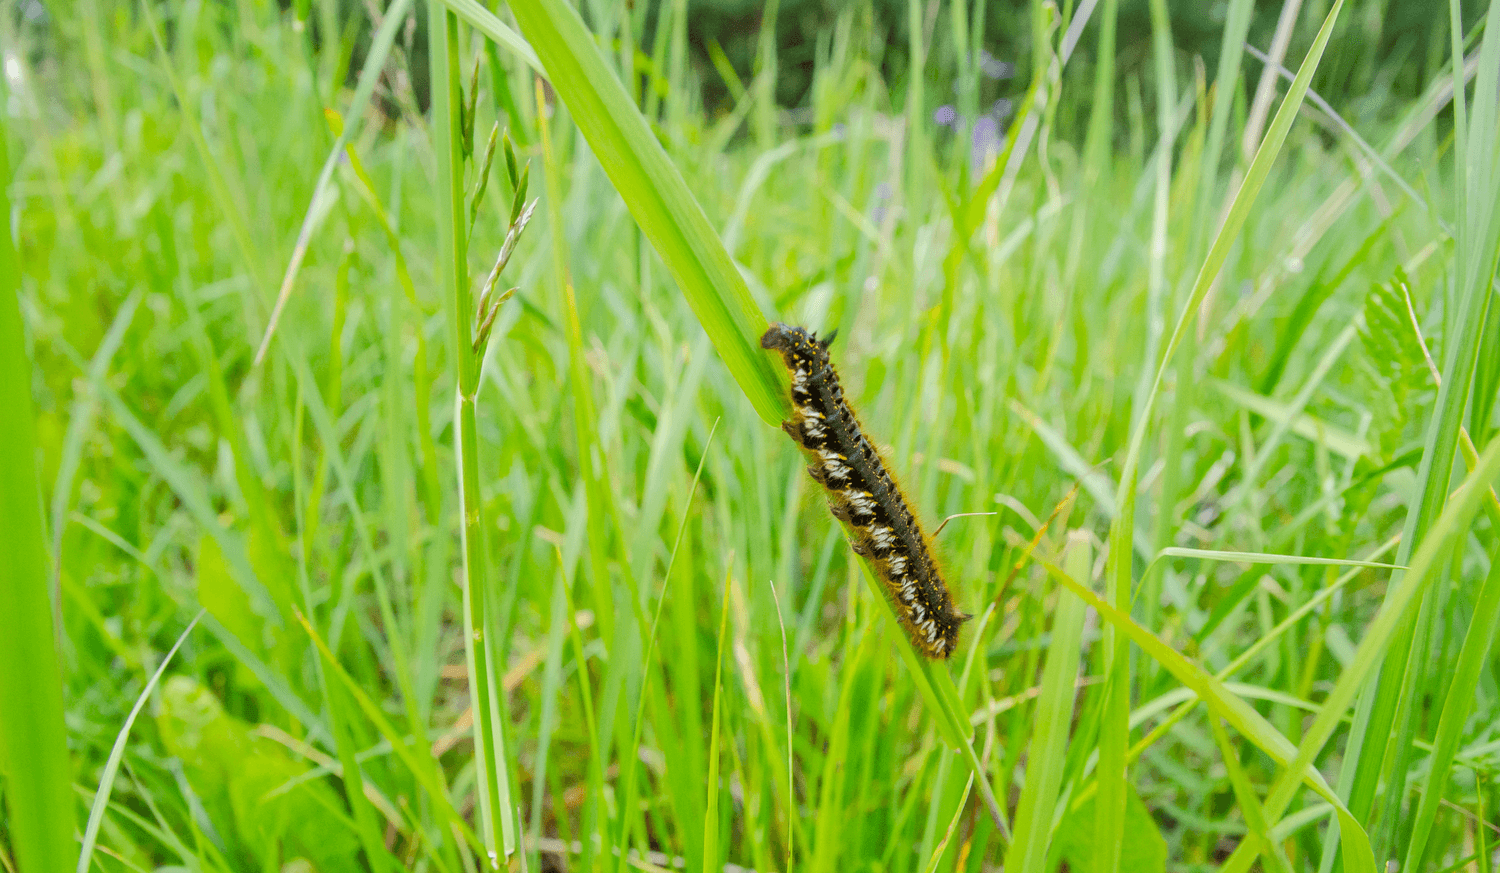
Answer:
77 610 204 872
0 98 76 872
1226 433 1500 871
429 4 511 862
252 0 416 364
1098 3 1344 868
1041 556 1378 873
703 565 735 871
1338 0 1500 854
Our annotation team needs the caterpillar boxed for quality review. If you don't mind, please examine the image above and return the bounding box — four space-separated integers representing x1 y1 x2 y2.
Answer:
761 322 971 659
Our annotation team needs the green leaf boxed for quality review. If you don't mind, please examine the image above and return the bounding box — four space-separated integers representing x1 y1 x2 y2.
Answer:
1057 785 1167 873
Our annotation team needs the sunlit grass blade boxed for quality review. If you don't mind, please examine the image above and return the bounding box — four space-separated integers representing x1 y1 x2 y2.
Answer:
457 0 786 426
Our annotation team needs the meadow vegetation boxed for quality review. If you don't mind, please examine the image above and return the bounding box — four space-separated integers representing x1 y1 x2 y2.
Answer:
4 0 1500 871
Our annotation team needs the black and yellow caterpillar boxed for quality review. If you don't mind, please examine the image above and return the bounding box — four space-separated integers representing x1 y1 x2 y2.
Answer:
761 323 970 659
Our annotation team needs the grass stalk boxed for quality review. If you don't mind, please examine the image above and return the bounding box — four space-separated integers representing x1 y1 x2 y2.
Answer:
429 4 511 862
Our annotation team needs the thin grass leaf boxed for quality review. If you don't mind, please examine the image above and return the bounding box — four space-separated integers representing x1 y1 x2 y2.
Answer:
1098 5 1345 869
703 565 735 870
78 610 204 872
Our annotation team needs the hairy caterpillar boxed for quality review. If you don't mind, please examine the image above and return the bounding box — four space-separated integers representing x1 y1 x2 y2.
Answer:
761 323 971 659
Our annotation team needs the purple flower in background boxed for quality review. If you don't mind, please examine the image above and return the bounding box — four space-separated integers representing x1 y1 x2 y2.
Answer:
979 49 1014 80
971 115 1000 172
871 182 893 224
933 104 959 128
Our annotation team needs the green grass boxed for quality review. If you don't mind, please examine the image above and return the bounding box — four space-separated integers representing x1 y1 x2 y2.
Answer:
6 0 1500 871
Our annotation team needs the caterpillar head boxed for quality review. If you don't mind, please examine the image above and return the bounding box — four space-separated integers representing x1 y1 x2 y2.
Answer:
761 322 835 371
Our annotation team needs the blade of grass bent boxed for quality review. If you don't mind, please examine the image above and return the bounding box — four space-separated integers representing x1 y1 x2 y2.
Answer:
479 0 786 426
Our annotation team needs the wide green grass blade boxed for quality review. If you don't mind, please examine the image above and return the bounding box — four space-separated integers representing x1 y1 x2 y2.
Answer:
0 95 76 873
458 0 785 426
